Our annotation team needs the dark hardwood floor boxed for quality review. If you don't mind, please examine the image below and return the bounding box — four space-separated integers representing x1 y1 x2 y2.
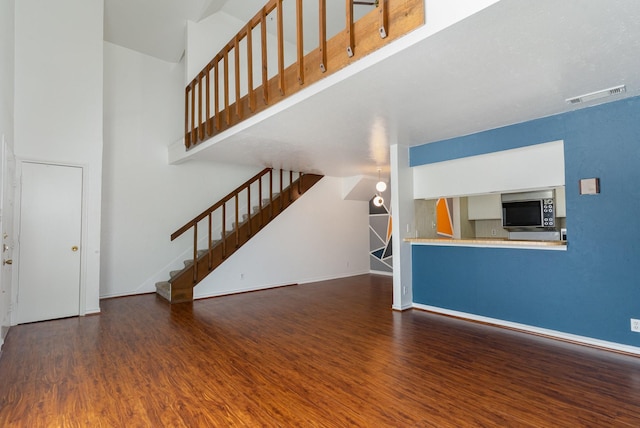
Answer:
1 274 639 427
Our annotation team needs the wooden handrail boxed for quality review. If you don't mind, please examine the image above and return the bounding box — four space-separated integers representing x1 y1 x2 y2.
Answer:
169 168 312 289
184 0 424 149
161 170 322 300
171 167 272 241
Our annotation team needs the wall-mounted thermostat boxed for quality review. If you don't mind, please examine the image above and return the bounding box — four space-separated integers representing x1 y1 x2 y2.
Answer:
579 178 600 195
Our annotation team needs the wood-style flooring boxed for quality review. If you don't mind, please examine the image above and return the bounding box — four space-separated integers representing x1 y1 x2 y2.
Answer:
1 274 639 427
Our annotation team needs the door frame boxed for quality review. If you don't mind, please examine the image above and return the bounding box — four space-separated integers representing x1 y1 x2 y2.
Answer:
0 136 15 345
12 158 88 323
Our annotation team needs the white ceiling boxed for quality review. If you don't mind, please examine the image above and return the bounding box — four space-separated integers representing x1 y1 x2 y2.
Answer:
103 0 370 62
104 0 227 62
105 0 640 179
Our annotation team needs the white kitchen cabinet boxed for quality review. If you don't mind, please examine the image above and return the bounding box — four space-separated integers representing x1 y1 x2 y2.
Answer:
467 194 502 220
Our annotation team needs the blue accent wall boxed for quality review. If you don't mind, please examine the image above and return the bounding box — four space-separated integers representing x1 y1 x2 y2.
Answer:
409 96 640 347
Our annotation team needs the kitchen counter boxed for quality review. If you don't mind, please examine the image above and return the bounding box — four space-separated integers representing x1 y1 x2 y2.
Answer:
404 238 567 251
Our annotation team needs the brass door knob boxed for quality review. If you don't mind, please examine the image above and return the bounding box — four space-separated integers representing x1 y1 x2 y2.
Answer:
72 246 79 252
3 259 12 265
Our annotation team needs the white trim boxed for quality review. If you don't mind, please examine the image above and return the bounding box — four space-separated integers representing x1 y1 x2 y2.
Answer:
194 271 371 300
84 307 101 315
195 282 297 300
408 240 567 251
13 159 88 322
413 303 640 356
370 270 393 277
99 289 153 300
392 303 413 311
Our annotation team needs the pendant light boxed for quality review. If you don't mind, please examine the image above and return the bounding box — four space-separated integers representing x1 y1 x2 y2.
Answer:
373 168 385 207
376 169 387 192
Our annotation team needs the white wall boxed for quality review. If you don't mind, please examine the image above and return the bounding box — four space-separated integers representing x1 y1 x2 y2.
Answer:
186 11 246 84
194 176 370 299
101 41 262 298
425 0 500 36
0 0 15 349
0 0 13 144
186 10 298 104
104 18 371 300
102 43 370 297
14 0 103 315
221 0 368 52
413 141 565 199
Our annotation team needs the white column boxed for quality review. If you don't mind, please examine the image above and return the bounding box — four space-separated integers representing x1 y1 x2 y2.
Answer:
390 144 413 310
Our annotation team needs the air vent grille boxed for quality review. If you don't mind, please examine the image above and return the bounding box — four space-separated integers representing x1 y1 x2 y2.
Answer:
565 85 626 105
609 86 626 96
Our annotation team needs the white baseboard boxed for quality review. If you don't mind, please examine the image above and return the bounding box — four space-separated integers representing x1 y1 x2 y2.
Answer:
100 289 155 300
370 270 393 277
100 271 373 301
84 307 101 315
413 303 640 356
297 269 372 285
0 326 6 357
195 282 296 300
195 270 372 300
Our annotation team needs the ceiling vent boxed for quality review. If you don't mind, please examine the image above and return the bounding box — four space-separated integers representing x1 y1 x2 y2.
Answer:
565 85 626 105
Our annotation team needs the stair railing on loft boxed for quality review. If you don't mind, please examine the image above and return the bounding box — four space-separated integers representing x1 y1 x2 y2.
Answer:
170 167 303 284
184 0 424 149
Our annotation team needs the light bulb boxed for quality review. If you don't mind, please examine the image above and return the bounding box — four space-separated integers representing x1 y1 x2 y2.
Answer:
373 196 384 207
376 181 387 192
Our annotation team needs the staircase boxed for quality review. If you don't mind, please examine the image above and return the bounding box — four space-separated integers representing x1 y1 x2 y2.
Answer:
156 168 323 303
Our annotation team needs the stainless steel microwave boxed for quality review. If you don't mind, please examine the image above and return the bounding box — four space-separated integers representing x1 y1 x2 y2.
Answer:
501 190 555 229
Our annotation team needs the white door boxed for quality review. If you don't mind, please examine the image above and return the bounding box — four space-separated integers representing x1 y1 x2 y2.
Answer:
17 162 82 324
